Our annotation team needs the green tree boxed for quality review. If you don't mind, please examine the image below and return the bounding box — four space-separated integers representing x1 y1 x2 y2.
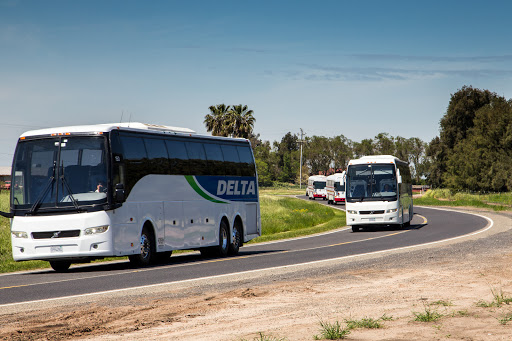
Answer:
226 104 256 138
273 132 300 183
204 104 230 136
425 136 445 188
353 138 374 157
440 86 495 150
329 135 352 171
445 96 512 191
374 133 395 155
304 136 331 175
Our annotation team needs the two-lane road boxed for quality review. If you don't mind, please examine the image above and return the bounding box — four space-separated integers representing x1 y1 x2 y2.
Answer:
0 205 491 306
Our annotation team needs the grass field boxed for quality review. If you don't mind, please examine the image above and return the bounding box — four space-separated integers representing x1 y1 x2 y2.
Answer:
0 190 345 273
415 189 512 211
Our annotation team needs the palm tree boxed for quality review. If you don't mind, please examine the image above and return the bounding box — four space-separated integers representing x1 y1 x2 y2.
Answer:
204 104 230 136
226 104 255 138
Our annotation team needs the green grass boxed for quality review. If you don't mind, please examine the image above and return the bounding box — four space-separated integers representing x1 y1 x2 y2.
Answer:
415 189 511 211
315 321 350 340
413 303 444 322
498 313 512 325
259 185 305 196
1 192 346 273
476 287 512 308
253 195 345 243
345 317 383 329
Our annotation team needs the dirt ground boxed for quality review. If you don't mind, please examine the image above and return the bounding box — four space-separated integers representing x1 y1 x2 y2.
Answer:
2 208 512 341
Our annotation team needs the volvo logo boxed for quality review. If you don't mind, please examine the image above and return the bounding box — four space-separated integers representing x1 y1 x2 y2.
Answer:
51 231 61 238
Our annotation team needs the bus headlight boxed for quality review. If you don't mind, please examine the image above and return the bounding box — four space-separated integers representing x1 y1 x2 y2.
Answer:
84 225 109 235
386 208 398 213
347 210 357 214
12 231 28 238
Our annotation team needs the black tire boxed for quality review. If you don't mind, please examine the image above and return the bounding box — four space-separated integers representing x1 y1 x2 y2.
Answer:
218 220 229 257
49 260 71 272
229 221 243 256
351 226 360 232
129 227 155 267
201 220 229 257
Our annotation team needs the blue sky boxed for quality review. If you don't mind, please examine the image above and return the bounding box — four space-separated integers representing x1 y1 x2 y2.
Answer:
1 0 512 165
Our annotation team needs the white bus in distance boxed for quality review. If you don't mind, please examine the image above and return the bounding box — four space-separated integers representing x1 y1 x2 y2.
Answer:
326 172 346 205
345 155 413 232
4 122 261 271
307 175 327 200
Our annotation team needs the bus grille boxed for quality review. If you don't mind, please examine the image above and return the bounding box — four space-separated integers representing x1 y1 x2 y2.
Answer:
359 210 385 215
32 230 81 239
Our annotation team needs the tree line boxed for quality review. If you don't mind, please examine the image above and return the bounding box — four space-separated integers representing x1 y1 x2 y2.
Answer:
205 85 512 193
427 86 512 192
250 132 428 186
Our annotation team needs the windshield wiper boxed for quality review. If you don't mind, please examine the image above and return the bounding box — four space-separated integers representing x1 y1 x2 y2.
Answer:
60 166 82 212
28 162 56 215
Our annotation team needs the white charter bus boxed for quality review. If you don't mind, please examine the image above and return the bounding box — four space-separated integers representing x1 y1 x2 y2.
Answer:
4 122 261 271
307 175 327 200
326 172 346 205
345 155 413 232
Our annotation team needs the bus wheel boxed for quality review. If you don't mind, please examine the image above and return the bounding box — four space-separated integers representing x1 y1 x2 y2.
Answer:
129 227 155 267
229 221 242 256
49 260 71 272
351 226 360 232
218 220 229 257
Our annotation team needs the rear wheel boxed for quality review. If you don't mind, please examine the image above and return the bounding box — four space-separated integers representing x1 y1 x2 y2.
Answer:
201 220 229 257
129 227 155 267
351 226 360 232
229 221 243 255
49 260 71 272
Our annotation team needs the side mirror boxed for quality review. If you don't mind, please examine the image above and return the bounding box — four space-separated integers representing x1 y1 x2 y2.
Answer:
115 183 125 203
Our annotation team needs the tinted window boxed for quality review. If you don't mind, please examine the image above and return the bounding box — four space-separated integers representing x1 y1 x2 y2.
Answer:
204 143 225 175
120 136 147 160
143 138 169 174
165 139 189 175
185 141 207 175
119 135 148 193
221 144 241 176
237 145 256 177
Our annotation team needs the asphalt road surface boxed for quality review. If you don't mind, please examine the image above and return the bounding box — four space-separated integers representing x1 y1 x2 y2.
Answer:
0 204 489 306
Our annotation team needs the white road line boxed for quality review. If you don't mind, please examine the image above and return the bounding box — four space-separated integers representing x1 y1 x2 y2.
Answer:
0 207 493 309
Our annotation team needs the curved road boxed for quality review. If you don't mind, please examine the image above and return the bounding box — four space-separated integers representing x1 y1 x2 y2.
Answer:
0 205 490 306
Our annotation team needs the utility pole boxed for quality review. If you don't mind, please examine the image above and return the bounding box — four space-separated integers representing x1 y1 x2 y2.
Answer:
299 128 305 189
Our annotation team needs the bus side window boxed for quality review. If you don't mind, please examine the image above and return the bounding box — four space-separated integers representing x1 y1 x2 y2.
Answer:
221 144 241 176
143 138 169 175
203 143 225 176
165 139 189 175
119 135 148 195
185 141 208 176
109 131 125 192
236 145 256 177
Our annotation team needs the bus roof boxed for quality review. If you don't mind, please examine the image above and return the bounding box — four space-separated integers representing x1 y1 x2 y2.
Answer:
19 122 251 144
326 172 345 181
348 155 408 166
20 122 196 138
308 175 327 181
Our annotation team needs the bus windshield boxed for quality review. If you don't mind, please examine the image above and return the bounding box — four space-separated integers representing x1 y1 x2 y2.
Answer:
313 181 326 189
334 182 345 192
346 164 397 202
12 136 108 214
